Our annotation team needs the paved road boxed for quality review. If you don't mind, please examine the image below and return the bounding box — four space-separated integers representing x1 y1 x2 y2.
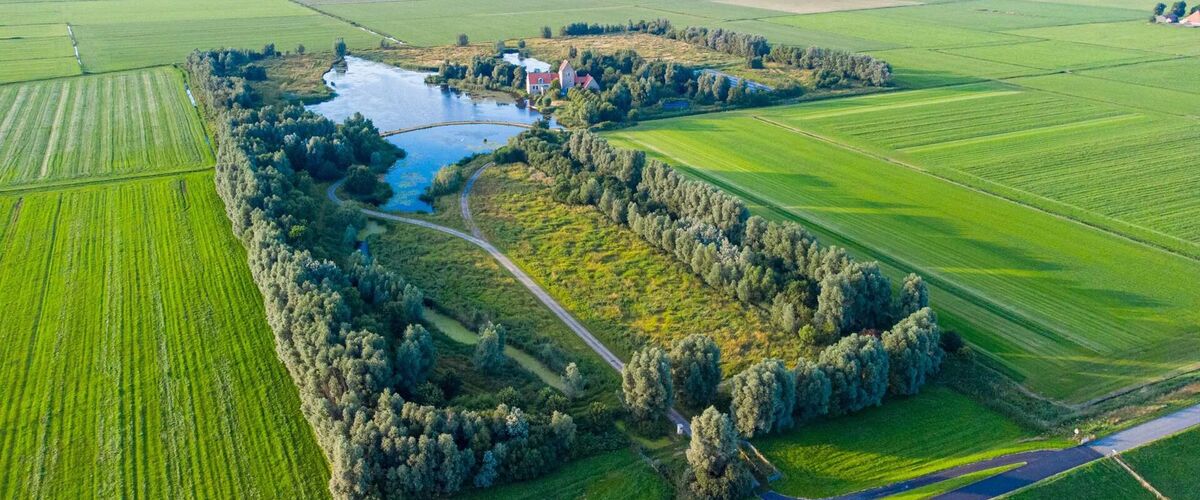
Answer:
935 402 1200 500
329 178 693 435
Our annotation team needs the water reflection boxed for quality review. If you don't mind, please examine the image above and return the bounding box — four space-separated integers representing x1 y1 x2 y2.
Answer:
502 52 551 72
307 56 550 212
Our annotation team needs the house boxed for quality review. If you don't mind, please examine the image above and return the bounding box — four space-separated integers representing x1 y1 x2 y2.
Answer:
1181 10 1200 25
525 60 601 95
1155 14 1177 23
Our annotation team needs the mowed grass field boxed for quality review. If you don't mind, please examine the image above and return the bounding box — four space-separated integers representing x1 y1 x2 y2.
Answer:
604 107 1200 403
0 23 79 83
0 173 330 499
0 0 381 80
1016 426 1200 499
755 386 1067 497
0 67 212 188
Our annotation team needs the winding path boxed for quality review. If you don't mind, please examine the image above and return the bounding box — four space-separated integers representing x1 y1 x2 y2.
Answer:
379 120 536 137
328 173 692 435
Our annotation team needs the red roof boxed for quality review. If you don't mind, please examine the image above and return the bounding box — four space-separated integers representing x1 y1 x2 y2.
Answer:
576 75 595 88
527 72 555 85
1185 10 1200 23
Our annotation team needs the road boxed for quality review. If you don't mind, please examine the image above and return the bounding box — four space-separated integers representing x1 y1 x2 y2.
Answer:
328 177 692 435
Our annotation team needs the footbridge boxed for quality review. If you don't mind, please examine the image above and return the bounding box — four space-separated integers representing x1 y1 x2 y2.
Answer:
378 120 536 137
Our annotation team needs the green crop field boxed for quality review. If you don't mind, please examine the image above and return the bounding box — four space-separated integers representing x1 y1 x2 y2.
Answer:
755 386 1066 497
766 12 1033 48
0 173 329 499
1080 57 1200 93
604 106 1200 403
0 23 79 83
943 40 1158 71
746 83 1200 250
1011 459 1152 499
0 0 380 78
886 0 1143 30
1007 21 1200 56
0 67 212 188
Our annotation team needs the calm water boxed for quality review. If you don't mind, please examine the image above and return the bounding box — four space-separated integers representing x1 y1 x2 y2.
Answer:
503 52 551 72
307 56 549 212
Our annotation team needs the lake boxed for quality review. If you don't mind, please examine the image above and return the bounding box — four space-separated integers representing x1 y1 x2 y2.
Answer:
308 56 549 212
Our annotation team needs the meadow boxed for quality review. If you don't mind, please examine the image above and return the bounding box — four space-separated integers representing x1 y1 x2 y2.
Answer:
604 108 1200 403
749 83 1200 251
457 447 672 500
754 386 1066 497
0 0 380 80
0 67 212 188
0 173 330 498
0 23 79 83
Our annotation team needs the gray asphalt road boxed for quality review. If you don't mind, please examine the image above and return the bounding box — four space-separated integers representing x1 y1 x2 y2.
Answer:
937 402 1200 499
330 179 693 435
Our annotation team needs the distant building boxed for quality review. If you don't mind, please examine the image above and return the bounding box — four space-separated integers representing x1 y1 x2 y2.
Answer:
525 60 600 95
1181 10 1200 25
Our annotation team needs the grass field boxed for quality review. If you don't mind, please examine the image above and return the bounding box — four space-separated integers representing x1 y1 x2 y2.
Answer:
604 107 1200 403
0 173 330 498
472 164 800 373
747 83 1200 250
0 67 212 188
0 0 380 79
755 386 1066 497
1011 458 1152 499
0 23 79 83
458 447 672 500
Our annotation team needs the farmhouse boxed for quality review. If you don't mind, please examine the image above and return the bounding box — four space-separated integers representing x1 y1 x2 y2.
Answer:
526 59 600 96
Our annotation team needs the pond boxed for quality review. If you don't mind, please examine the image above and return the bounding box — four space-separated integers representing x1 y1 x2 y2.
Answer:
502 52 551 72
307 56 551 212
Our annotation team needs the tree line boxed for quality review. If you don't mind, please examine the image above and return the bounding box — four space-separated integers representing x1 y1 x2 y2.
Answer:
622 323 942 499
186 47 577 498
502 129 935 345
557 19 892 87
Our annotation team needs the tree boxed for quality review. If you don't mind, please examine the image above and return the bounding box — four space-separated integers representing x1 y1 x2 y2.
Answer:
334 37 347 59
541 26 553 38
897 273 929 319
456 33 470 46
396 324 436 393
793 358 830 422
687 407 753 500
562 362 585 399
296 43 306 55
819 333 889 416
621 347 674 423
344 165 393 205
882 307 943 396
517 39 526 49
1154 2 1167 15
495 39 506 54
473 322 506 372
1170 1 1187 17
729 359 795 438
669 334 722 409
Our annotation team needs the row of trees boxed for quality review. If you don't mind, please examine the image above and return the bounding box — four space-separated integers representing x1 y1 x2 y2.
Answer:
622 306 942 445
556 19 892 88
187 47 576 498
504 129 933 345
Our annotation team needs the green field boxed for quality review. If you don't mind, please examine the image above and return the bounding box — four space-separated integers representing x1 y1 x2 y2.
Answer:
458 447 672 500
0 23 79 83
604 105 1200 402
754 386 1065 497
0 0 380 79
0 67 212 188
0 174 330 498
1011 459 1151 499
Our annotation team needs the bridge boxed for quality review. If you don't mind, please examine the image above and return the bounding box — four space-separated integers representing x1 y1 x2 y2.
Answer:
378 120 537 137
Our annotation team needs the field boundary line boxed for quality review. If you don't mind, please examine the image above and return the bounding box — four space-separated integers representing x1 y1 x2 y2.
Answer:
750 115 1200 263
285 0 403 45
1113 455 1168 500
0 166 214 195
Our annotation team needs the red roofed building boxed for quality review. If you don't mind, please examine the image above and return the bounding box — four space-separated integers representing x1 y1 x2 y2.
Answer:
526 60 601 95
1182 10 1200 25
